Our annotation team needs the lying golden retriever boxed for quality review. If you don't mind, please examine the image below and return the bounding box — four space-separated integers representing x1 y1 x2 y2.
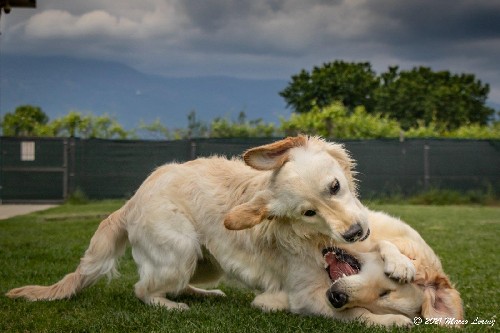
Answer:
10 136 411 325
324 210 464 327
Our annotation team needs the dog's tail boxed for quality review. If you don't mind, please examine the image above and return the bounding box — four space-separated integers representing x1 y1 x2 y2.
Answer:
6 208 128 301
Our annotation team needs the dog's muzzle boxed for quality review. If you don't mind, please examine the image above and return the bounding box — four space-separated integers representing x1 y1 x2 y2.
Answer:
342 223 369 243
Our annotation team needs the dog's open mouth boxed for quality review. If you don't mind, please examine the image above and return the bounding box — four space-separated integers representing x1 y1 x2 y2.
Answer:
323 247 361 282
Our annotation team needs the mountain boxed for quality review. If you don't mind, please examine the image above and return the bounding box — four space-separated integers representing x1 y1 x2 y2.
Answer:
0 55 290 130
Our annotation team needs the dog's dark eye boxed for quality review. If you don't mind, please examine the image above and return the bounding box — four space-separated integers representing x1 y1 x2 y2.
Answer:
303 210 317 217
379 290 391 298
330 179 340 195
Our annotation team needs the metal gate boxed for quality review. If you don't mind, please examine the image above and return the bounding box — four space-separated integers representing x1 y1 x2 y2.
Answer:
0 137 68 203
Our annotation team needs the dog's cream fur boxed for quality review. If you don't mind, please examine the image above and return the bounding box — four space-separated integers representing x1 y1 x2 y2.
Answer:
7 136 414 326
328 210 464 327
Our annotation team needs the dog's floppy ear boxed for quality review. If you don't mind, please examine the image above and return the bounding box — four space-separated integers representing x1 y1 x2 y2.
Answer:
243 136 307 170
419 275 464 325
224 191 271 230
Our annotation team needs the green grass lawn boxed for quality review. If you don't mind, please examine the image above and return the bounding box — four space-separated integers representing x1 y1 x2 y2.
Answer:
1 201 498 332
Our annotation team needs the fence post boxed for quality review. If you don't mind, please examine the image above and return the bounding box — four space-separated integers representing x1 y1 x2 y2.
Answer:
190 140 197 160
423 143 430 190
63 138 68 199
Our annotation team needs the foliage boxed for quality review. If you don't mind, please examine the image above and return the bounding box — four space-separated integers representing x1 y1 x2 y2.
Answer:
187 110 209 139
407 188 498 206
367 187 498 206
210 111 277 138
137 118 171 139
404 120 500 139
444 122 500 139
280 102 499 139
280 61 379 113
1 105 49 136
85 113 130 139
1 202 498 332
2 99 498 141
280 103 401 139
1 108 131 139
66 187 90 205
280 61 495 131
61 111 131 139
48 111 90 137
375 66 495 130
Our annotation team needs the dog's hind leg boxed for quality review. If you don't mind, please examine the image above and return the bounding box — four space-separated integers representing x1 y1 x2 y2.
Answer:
184 248 226 298
252 291 289 312
130 210 201 310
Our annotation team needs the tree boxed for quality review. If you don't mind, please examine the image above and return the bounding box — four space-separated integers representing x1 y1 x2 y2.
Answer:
1 105 49 136
50 111 130 139
374 66 494 130
49 111 90 137
88 114 130 139
186 110 208 138
280 62 495 131
279 61 379 113
138 118 170 139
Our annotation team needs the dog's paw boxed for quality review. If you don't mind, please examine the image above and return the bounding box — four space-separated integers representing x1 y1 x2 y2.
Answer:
364 314 413 328
384 254 416 283
383 314 413 327
251 291 289 312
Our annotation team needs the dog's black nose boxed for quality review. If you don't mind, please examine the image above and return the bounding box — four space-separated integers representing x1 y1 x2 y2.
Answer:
342 223 363 243
327 290 349 308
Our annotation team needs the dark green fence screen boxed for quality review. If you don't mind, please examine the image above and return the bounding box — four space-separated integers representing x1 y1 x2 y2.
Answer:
1 137 498 202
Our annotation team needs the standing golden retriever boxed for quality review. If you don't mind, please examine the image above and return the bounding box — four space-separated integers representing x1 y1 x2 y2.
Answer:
8 136 414 326
325 210 464 326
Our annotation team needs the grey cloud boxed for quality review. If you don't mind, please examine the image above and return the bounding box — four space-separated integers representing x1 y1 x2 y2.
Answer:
363 0 500 49
1 0 499 102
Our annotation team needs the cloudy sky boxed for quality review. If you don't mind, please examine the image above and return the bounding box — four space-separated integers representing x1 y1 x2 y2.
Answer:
2 0 500 105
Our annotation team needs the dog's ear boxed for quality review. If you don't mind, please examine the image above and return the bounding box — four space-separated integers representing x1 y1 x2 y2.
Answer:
243 136 307 170
419 275 464 324
224 191 271 230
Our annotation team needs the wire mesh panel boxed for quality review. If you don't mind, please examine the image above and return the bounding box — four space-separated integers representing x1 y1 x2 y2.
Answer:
73 139 191 199
426 139 500 192
1 137 498 202
345 140 426 197
0 137 66 202
345 139 500 198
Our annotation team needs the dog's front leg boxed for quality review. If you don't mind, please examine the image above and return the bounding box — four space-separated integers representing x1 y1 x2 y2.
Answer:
377 240 416 283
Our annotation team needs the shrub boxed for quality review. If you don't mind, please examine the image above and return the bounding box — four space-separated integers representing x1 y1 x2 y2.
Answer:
66 187 89 205
280 103 401 139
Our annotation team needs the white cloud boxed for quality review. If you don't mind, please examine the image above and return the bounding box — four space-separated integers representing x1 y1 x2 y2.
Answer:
24 10 138 39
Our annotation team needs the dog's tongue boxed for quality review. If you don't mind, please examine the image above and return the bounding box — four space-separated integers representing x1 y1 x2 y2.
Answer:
325 252 358 282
